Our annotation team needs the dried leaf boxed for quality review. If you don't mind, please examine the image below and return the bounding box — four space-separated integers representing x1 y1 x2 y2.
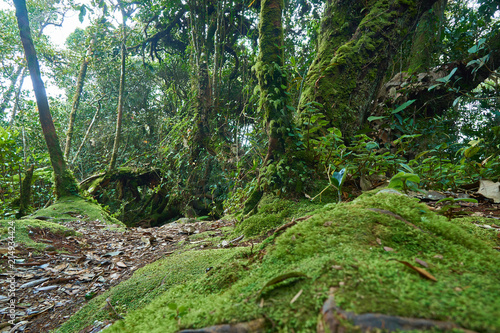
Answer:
384 246 395 252
394 260 437 282
415 258 429 268
376 238 382 245
478 180 500 203
103 251 123 257
116 262 127 268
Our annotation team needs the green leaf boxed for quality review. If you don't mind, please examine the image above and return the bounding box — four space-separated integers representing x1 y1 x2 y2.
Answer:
436 68 457 83
332 168 346 187
428 84 441 91
468 38 486 54
391 100 416 114
368 116 386 122
167 303 178 310
79 5 87 23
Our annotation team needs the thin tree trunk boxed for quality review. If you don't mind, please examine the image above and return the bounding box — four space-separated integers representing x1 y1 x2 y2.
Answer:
9 67 26 128
14 0 79 198
0 65 23 116
109 10 127 171
72 100 101 165
64 36 96 161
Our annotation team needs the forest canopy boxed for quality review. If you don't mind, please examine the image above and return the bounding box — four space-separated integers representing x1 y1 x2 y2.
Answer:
0 0 499 224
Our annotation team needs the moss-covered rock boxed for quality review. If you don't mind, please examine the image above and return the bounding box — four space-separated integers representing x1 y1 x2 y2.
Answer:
57 193 500 332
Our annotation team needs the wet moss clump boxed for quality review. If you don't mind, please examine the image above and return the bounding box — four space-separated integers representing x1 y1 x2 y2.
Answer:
29 196 124 227
0 219 76 251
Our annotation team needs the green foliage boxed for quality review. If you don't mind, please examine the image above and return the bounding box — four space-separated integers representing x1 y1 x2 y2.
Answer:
435 197 478 221
388 171 421 193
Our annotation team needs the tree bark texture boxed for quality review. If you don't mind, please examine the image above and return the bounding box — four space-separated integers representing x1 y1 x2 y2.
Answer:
256 0 288 165
406 0 448 73
243 0 289 214
377 29 500 118
14 0 79 199
298 0 438 136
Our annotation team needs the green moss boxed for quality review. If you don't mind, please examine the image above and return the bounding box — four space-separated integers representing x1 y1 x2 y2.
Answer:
57 248 247 333
32 196 124 227
58 193 500 333
236 194 327 237
0 219 75 250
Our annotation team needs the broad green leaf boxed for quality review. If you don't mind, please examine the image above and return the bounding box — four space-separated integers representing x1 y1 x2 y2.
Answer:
436 68 457 83
468 38 486 54
391 99 416 114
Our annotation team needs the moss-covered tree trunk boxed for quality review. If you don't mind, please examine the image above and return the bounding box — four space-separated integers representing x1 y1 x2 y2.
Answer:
298 0 438 137
406 0 447 73
243 0 293 214
64 36 96 161
14 0 79 199
17 164 34 218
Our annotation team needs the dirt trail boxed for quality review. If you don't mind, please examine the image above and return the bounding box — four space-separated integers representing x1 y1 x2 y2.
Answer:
1 218 232 332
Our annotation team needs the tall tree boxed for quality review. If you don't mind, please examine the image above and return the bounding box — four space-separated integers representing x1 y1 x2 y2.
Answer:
13 0 79 198
109 3 128 171
244 0 297 214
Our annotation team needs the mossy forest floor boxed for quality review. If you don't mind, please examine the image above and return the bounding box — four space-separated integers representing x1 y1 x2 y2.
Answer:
1 192 500 333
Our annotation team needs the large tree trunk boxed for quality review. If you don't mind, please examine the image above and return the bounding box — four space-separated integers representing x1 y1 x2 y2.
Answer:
298 0 438 137
64 36 95 161
14 0 79 199
406 0 448 73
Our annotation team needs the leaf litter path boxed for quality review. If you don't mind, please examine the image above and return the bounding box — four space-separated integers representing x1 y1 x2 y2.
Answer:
0 218 234 333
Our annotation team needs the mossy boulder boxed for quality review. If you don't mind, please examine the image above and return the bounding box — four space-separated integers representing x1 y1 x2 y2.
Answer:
58 193 500 333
